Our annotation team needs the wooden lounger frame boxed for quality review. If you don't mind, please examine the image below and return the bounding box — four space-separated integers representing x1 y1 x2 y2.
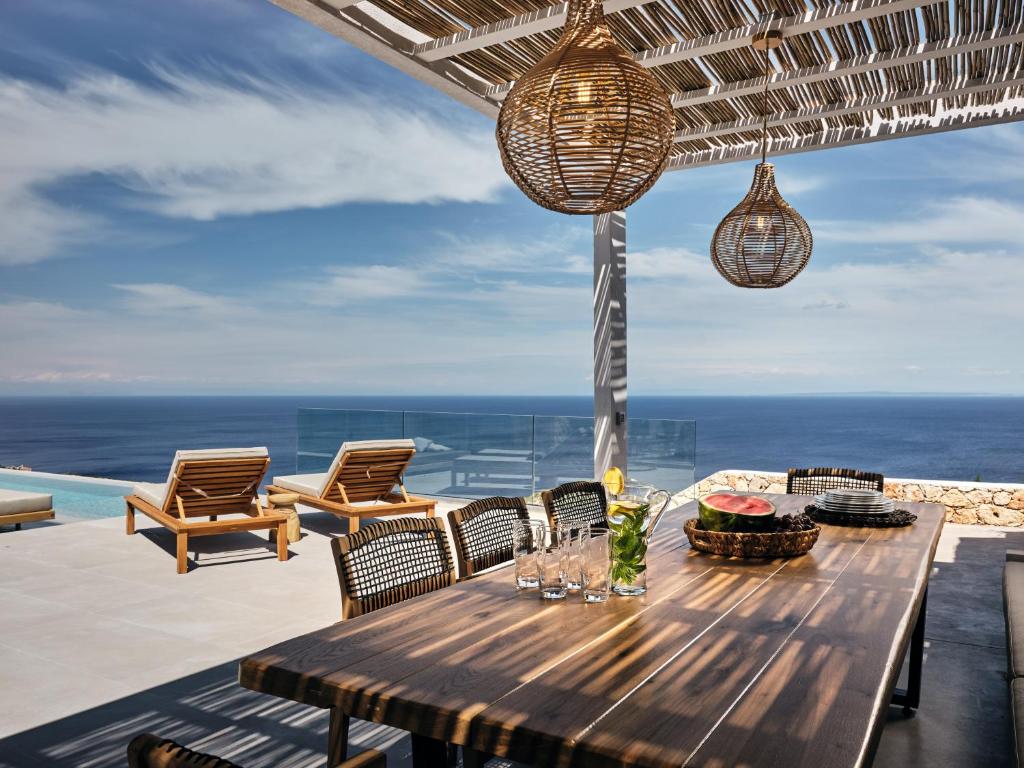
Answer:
0 509 55 530
125 456 287 574
266 446 435 534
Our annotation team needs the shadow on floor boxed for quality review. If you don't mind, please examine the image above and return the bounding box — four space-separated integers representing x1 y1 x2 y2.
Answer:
875 526 1024 768
0 660 410 768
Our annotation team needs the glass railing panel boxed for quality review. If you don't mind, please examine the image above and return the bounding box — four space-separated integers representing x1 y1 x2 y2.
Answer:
296 408 403 473
294 408 697 499
532 415 595 492
628 417 697 497
403 411 534 498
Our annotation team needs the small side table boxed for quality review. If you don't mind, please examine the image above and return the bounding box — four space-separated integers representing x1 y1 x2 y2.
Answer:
268 493 302 544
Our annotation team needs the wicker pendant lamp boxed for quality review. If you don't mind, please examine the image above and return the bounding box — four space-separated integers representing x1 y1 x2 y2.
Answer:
710 31 812 288
496 0 675 215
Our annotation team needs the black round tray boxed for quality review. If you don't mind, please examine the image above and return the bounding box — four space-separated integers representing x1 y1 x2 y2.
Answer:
805 504 917 528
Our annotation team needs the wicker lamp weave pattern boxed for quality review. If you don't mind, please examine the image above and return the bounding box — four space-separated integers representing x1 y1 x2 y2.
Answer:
710 162 813 288
496 0 675 215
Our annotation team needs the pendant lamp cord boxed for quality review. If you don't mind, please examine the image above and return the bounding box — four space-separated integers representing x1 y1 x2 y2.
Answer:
760 40 770 164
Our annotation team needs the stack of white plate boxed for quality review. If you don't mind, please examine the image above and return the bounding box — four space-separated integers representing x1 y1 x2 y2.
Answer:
814 488 895 516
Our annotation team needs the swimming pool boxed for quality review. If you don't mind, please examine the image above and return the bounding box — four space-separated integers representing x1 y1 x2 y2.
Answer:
0 469 135 520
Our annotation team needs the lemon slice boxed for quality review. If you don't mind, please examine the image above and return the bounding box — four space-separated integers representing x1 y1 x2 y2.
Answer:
602 466 625 496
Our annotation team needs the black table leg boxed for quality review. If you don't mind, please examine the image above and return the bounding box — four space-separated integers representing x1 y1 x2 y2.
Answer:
411 733 450 768
891 587 927 716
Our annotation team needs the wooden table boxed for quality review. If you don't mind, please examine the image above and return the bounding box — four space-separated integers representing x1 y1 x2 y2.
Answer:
240 494 943 767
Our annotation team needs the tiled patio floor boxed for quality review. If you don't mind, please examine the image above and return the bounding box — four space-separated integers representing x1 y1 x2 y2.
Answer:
0 509 1017 767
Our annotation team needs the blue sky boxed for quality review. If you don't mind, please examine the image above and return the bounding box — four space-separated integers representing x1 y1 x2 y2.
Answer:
1 0 1022 396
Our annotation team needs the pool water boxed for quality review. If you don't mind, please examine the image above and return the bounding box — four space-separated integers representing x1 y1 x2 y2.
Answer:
0 469 134 520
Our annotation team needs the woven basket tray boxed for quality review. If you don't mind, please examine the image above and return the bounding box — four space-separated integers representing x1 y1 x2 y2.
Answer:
684 518 820 558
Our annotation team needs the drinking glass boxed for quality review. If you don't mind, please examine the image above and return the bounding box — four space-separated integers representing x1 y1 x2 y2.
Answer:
559 522 588 591
512 519 543 590
581 529 612 603
537 524 568 599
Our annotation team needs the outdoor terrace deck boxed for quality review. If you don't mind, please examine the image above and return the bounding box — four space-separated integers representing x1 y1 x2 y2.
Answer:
0 504 1016 767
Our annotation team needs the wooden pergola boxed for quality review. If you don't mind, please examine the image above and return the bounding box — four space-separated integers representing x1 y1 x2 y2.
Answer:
270 0 1024 477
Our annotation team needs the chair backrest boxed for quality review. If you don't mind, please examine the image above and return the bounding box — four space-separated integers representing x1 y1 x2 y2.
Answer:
128 733 386 768
128 733 242 768
786 467 885 496
447 496 530 579
319 439 417 503
331 516 455 619
161 448 269 517
541 481 608 530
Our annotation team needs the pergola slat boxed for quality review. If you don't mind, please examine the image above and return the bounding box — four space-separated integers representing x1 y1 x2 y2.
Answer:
675 71 1024 141
668 99 1024 169
270 0 1024 171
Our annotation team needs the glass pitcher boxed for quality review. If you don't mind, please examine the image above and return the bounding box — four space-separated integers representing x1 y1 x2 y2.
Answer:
604 470 671 596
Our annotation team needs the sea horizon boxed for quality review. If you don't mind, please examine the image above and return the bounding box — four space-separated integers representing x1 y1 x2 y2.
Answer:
2 394 1022 487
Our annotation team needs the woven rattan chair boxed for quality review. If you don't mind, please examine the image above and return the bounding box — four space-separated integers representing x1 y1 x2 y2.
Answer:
331 516 456 620
786 467 885 495
541 481 608 530
447 496 529 579
127 733 385 768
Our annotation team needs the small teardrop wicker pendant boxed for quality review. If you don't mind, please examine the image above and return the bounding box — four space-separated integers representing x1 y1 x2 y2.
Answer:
710 163 813 288
496 0 675 215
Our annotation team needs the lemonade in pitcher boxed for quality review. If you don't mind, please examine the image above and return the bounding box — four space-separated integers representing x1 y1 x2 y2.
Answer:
603 468 671 596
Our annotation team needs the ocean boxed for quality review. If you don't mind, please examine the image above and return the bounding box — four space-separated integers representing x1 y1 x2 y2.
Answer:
0 395 1022 485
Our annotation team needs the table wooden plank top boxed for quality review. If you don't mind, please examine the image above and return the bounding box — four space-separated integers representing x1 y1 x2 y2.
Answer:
240 494 944 767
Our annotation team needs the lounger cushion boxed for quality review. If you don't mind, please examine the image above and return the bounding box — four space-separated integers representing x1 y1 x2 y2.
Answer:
131 482 167 509
318 439 415 497
1013 678 1024 767
1006 557 1024 678
0 488 52 516
1003 557 1024 675
134 447 269 510
272 473 324 497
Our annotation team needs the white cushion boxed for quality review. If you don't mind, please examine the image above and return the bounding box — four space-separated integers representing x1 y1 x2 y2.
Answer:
137 447 269 510
131 482 168 509
272 473 324 497
0 488 52 516
319 439 415 497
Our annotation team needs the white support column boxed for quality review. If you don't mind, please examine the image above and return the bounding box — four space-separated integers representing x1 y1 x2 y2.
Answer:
593 211 628 480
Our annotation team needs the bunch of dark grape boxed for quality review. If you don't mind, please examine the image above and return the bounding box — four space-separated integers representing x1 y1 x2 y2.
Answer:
773 513 816 533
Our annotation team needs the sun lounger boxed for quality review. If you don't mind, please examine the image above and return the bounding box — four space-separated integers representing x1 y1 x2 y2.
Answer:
124 447 287 574
0 488 55 530
267 439 435 534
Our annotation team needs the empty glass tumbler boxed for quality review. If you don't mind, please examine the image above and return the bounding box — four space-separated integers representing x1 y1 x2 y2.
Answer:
512 519 544 590
559 522 588 591
537 524 568 599
581 529 612 603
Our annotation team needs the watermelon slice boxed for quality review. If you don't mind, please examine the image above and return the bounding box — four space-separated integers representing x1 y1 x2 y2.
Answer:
698 493 777 532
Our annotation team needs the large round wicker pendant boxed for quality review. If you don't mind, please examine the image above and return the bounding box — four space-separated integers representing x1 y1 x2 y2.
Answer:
710 163 813 288
496 0 675 215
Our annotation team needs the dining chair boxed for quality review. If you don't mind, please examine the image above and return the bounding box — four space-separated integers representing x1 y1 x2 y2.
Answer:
127 732 386 767
541 480 608 530
786 467 885 495
447 496 530 579
331 515 456 620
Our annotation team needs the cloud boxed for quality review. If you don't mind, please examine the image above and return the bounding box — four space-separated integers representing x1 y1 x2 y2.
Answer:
0 67 507 264
113 283 242 314
817 197 1024 244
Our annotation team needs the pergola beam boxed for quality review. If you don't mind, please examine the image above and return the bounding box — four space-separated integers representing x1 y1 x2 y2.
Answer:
667 100 1024 170
486 0 929 100
674 72 1024 142
671 26 1024 108
268 0 498 118
414 0 650 62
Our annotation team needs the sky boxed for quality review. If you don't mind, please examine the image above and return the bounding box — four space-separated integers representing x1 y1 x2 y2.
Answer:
0 0 1022 397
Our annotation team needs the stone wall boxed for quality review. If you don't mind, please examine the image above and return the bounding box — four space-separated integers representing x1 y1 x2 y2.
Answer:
675 469 1024 526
